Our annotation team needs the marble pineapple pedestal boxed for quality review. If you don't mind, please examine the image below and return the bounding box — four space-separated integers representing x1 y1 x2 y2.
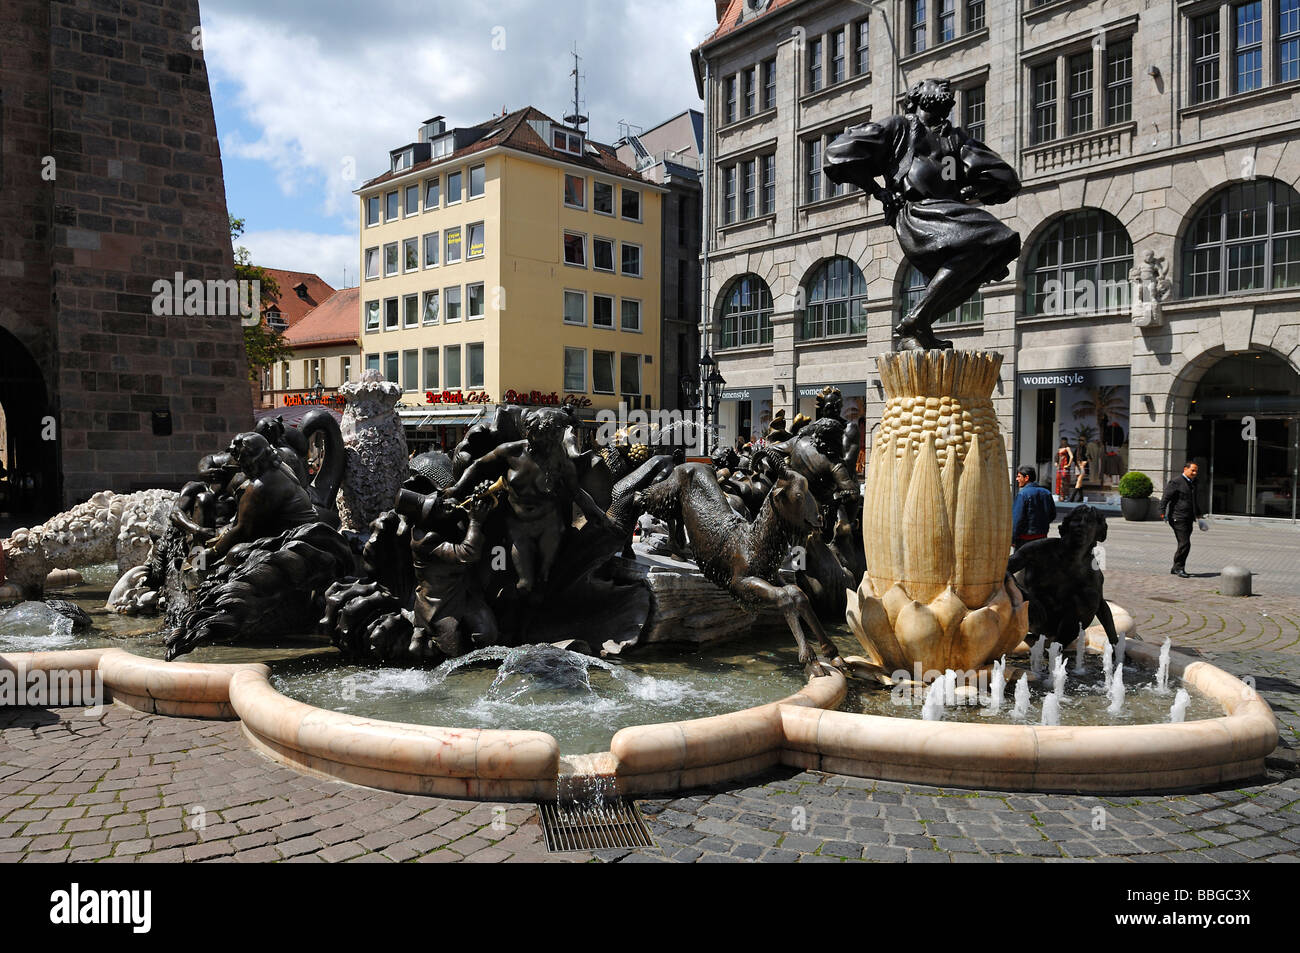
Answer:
847 350 1028 676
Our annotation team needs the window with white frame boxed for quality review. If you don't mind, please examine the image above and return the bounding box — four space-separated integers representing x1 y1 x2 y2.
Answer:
384 242 399 276
366 196 380 227
404 184 419 216
403 237 419 272
403 349 418 390
384 297 399 331
444 286 461 322
724 75 737 123
467 222 485 259
385 190 399 221
468 164 486 198
593 294 614 329
444 346 461 389
1029 38 1134 144
563 289 586 325
425 176 440 209
620 353 641 396
365 299 380 332
594 181 614 215
742 158 756 219
621 187 641 221
743 67 756 116
563 232 586 267
423 290 439 325
384 351 399 384
564 347 586 393
854 17 870 75
424 232 439 268
564 174 585 208
423 347 438 389
447 170 463 203
445 227 462 263
803 135 843 202
593 350 615 393
621 243 642 277
364 247 380 280
593 237 615 272
962 84 986 141
341 356 351 383
467 343 484 388
762 58 776 109
403 294 419 328
621 298 641 332
467 282 485 319
365 353 380 373
722 165 737 224
808 36 824 91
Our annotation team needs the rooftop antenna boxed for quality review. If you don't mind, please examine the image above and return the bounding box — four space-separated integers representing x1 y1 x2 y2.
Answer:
563 43 588 131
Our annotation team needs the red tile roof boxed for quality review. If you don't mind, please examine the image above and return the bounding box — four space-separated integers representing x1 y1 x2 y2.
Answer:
700 0 800 48
360 106 647 191
283 287 360 349
261 269 336 328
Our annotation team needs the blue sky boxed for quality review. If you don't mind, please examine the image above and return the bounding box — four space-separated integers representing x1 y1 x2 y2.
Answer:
204 0 716 289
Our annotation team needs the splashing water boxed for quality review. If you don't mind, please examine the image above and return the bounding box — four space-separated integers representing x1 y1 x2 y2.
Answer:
1073 624 1087 674
0 603 75 652
985 656 1007 714
1012 676 1030 719
1041 691 1061 726
1051 655 1068 698
921 678 946 721
1169 688 1191 723
1154 638 1172 694
1029 638 1045 675
1047 641 1060 674
1102 641 1114 684
1107 667 1126 716
942 669 958 706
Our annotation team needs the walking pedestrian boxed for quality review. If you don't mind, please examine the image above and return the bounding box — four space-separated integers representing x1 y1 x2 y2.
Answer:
1160 460 1207 578
1012 465 1056 550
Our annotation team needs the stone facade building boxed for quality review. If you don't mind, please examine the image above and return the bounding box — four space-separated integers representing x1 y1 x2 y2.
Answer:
0 0 250 513
695 0 1299 518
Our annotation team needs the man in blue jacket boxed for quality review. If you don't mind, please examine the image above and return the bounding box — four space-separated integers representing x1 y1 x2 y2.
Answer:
1012 465 1056 550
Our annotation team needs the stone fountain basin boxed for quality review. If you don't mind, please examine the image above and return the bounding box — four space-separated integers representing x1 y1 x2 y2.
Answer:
0 605 1278 797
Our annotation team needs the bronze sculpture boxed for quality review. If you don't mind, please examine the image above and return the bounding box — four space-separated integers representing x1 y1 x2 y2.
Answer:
824 77 1021 351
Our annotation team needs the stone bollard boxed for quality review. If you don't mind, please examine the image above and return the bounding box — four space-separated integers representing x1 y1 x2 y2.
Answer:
1221 566 1252 597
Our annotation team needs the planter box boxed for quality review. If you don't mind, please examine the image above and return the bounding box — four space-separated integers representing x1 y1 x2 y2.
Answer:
1120 496 1155 521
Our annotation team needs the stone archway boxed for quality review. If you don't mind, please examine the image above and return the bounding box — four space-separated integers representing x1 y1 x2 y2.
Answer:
0 327 61 517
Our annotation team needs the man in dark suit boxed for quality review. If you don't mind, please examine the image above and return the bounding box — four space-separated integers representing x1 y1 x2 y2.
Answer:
1161 460 1206 577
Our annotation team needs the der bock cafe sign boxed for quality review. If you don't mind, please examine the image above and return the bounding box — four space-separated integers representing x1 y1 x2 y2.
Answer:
425 389 593 408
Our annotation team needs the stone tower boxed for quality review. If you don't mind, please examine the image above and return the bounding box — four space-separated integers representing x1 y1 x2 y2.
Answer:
0 0 251 512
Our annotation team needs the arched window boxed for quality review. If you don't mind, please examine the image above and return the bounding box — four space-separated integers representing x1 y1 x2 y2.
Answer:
717 274 773 348
801 257 867 340
1182 179 1300 297
1024 210 1132 316
900 264 984 327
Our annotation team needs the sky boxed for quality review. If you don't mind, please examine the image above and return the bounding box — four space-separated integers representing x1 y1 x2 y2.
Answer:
204 0 717 290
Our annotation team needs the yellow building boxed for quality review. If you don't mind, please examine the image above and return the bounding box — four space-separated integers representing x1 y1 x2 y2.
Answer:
355 107 663 450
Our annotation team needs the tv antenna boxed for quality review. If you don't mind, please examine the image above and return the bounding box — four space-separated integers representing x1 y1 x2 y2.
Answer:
563 44 588 130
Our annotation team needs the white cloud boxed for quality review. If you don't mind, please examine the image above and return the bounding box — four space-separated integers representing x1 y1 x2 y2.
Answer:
240 229 358 289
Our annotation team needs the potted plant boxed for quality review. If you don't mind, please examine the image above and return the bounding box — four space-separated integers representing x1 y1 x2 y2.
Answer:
1118 471 1154 521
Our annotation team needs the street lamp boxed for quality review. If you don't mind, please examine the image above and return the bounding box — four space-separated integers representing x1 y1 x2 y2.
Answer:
706 365 726 455
698 350 717 455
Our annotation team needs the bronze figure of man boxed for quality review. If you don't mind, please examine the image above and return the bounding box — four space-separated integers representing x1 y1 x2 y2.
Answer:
824 77 1021 351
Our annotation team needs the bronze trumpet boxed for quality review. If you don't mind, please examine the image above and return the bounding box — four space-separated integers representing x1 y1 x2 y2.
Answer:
458 476 506 512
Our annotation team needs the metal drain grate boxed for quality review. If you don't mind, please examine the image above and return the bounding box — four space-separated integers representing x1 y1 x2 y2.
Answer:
539 798 656 852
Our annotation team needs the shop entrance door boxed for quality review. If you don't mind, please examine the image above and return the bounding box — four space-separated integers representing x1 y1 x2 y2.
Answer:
1188 416 1297 518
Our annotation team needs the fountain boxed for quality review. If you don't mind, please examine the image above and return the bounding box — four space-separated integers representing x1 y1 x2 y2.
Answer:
1107 667 1126 717
1170 689 1191 723
921 678 945 721
1116 632 1128 668
1155 638 1172 694
1051 655 1068 698
985 656 1006 714
1041 691 1061 726
1073 624 1087 674
1012 676 1030 720
1102 640 1114 684
1030 637 1045 675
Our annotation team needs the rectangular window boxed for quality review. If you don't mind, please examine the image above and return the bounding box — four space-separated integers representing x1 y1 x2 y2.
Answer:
445 227 462 263
761 154 776 214
831 30 846 84
384 242 399 276
423 232 439 268
384 297 399 331
281 362 290 390
620 354 641 396
742 159 756 219
762 58 777 109
366 195 380 226
403 349 419 391
467 221 485 259
593 350 615 394
447 169 463 203
621 243 642 277
445 286 462 322
467 343 484 389
1031 63 1058 144
743 67 756 116
365 299 380 333
563 232 586 267
423 290 439 325
723 165 737 224
423 347 438 390
563 347 586 393
564 289 586 325
1105 40 1133 125
805 137 823 202
594 181 614 215
341 356 351 383
364 246 380 280
621 299 641 332
621 187 641 221
467 282 485 319
444 346 461 389
964 85 986 141
966 0 984 31
724 75 737 123
384 351 399 384
1192 13 1221 104
910 0 927 54
855 18 870 75
938 0 955 43
403 293 419 328
386 190 399 221
1282 0 1300 83
564 173 585 208
808 37 823 92
593 237 615 272
1234 1 1264 92
1067 51 1094 135
365 353 380 373
468 163 485 198
593 294 614 328
405 184 419 216
403 236 419 272
424 177 440 209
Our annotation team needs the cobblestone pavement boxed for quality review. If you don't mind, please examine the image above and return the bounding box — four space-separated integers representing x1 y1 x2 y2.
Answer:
1 519 1298 863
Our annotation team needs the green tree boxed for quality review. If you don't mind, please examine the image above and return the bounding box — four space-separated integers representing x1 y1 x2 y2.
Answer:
231 215 293 381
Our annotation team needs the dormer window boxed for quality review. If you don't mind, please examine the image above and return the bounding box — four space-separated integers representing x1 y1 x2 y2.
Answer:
552 128 583 155
293 282 309 301
391 148 414 173
266 310 286 332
